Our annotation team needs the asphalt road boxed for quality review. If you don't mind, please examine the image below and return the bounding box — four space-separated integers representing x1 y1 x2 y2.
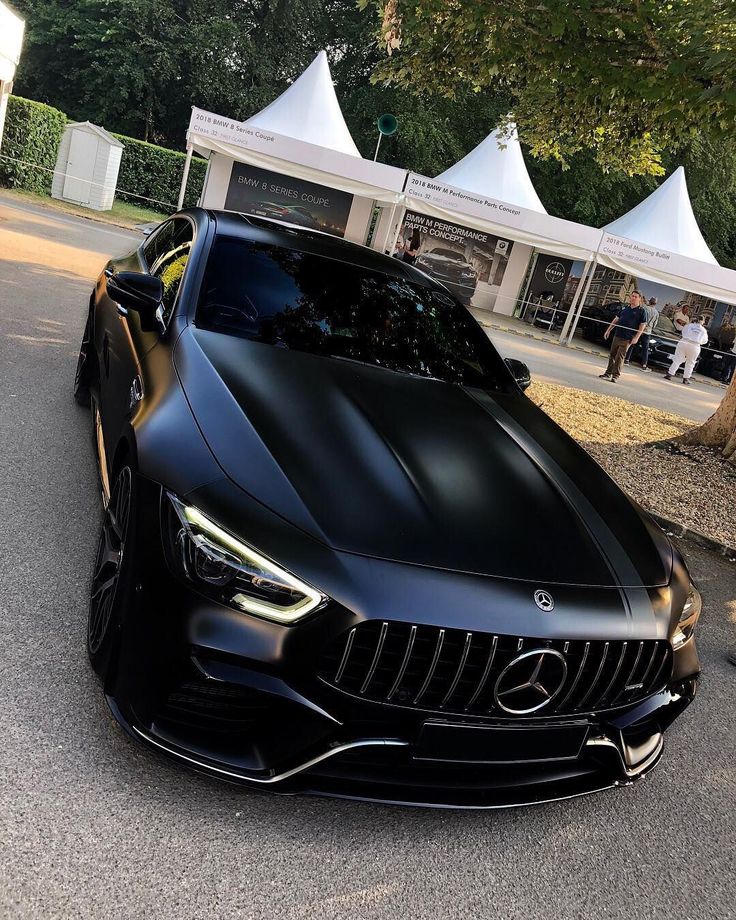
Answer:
487 328 722 423
1 197 735 920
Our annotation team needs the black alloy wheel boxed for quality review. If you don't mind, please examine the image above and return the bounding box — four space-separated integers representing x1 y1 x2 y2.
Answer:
74 314 93 407
88 465 134 676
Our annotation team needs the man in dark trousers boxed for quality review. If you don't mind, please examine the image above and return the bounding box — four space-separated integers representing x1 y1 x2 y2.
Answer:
599 290 647 382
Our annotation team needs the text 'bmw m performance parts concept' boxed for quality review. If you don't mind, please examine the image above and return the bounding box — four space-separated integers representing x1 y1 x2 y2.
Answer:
74 208 700 808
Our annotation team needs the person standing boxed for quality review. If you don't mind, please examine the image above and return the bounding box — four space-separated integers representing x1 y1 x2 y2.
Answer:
721 339 736 387
599 291 647 382
626 296 658 369
663 314 709 385
402 228 421 265
672 302 690 331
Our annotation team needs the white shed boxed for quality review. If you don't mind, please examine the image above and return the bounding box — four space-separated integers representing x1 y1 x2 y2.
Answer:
52 121 124 211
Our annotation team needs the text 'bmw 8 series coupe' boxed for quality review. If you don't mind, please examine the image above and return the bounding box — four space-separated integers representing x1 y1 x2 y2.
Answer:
73 208 700 808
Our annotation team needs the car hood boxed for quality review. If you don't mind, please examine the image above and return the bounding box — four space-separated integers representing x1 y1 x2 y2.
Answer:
175 327 672 588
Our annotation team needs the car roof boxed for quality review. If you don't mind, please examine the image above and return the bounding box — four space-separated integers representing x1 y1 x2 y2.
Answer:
203 208 436 285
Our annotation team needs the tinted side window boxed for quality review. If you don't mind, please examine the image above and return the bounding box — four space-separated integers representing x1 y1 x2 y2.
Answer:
142 221 175 269
148 219 193 323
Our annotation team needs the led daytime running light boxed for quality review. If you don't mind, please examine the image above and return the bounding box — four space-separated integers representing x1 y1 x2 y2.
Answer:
177 501 325 623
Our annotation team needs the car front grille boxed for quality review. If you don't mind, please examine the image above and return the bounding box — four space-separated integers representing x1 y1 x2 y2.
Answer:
318 621 671 718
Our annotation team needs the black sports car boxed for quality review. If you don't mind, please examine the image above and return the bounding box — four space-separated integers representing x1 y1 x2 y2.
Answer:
74 208 700 808
414 247 478 305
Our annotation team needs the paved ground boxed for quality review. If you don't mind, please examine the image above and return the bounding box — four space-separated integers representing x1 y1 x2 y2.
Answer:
488 327 722 423
1 198 735 919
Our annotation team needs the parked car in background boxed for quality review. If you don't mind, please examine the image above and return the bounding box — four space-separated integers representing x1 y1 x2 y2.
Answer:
415 247 478 305
579 302 622 345
697 339 731 381
628 312 694 372
250 202 320 229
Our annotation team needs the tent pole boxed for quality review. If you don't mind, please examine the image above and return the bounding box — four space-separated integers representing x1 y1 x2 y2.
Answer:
373 133 383 162
177 144 194 211
565 256 598 345
559 258 591 343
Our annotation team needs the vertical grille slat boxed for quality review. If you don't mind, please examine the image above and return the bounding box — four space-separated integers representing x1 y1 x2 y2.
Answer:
595 641 628 707
646 644 671 694
440 632 473 708
360 621 388 694
465 635 498 709
320 623 669 719
555 641 590 711
576 642 610 711
413 629 445 704
386 624 418 701
334 628 356 685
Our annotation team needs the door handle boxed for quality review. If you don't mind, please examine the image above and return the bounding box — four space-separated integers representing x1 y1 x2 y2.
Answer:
102 333 110 377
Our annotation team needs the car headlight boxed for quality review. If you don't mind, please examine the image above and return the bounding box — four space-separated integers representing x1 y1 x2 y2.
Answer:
163 493 327 624
673 586 702 649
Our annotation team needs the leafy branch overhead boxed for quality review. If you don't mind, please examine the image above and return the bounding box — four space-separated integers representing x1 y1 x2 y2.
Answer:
367 0 736 175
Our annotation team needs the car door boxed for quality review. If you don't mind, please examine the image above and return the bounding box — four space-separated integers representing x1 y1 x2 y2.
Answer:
99 217 194 460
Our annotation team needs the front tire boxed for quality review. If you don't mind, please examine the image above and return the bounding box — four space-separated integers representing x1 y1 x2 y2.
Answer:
88 465 136 679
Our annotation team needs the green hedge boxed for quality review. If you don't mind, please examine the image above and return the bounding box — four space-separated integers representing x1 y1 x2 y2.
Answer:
0 96 67 193
112 134 206 211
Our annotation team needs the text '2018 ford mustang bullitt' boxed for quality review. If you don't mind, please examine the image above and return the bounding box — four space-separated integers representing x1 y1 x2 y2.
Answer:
73 208 700 807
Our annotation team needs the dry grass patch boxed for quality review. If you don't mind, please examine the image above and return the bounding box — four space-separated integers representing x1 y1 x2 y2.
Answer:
528 381 736 549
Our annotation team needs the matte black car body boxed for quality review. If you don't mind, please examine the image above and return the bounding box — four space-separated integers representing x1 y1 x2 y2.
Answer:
415 248 478 305
74 209 700 808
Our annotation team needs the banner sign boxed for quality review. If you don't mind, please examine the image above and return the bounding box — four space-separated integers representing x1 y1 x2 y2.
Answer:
404 172 601 252
187 106 406 194
396 209 513 309
527 254 573 302
224 162 353 237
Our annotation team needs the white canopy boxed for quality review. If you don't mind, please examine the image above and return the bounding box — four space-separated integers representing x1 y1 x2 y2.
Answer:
597 166 736 306
186 52 405 204
401 172 600 263
436 124 547 214
245 51 361 158
604 166 716 265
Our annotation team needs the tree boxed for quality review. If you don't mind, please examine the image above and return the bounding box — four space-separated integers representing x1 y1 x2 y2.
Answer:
366 0 736 176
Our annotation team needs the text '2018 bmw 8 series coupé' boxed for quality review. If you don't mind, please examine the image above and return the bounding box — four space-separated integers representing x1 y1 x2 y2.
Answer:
73 208 700 808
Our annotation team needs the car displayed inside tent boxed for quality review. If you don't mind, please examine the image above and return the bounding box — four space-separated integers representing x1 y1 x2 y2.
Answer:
415 247 478 304
73 207 701 807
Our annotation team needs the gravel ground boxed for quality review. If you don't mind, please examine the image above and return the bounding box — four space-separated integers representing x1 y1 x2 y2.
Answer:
529 381 736 549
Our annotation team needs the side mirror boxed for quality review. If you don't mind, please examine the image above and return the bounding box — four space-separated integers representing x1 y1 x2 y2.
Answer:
107 271 163 319
504 357 532 391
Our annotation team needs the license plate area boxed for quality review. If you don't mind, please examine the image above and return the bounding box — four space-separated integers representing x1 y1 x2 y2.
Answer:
415 721 590 764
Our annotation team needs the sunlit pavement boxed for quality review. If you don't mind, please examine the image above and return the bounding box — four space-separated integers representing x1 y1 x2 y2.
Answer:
1 195 735 920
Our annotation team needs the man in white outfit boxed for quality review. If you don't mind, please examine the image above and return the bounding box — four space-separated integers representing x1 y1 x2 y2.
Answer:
663 314 709 385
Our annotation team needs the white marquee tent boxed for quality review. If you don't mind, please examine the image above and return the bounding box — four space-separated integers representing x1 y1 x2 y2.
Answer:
436 124 548 214
563 166 736 340
181 50 406 230
399 128 601 265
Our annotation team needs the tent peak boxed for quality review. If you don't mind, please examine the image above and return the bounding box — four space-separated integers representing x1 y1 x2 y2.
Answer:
605 166 717 265
245 50 361 158
435 123 547 214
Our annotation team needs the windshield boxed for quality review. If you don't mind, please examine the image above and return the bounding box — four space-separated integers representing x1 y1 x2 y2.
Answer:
425 248 464 261
196 237 512 391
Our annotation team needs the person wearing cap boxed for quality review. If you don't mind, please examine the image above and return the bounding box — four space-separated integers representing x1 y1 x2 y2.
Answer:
599 290 647 382
663 314 709 385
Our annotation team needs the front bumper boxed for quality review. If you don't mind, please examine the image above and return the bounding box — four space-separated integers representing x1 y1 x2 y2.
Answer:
107 476 700 808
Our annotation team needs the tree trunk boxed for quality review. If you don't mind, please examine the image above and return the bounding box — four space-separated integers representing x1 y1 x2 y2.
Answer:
681 374 736 462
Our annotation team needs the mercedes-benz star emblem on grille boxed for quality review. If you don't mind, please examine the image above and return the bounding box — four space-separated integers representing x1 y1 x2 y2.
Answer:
493 649 568 714
534 589 555 611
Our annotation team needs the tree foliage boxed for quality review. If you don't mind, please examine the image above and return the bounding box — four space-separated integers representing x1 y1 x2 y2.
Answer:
367 0 736 176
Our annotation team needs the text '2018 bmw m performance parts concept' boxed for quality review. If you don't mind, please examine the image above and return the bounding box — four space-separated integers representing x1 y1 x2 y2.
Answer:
74 208 700 808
